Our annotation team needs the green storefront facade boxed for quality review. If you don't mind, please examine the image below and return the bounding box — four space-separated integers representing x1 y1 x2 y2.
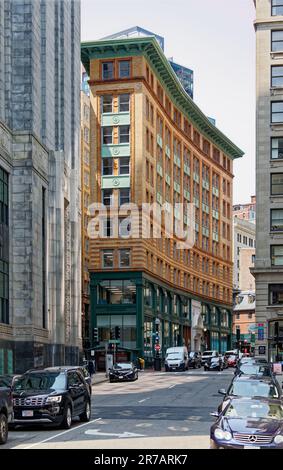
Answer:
90 271 233 368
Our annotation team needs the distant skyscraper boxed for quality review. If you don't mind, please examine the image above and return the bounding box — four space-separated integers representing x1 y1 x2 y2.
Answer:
168 60 194 99
0 0 82 373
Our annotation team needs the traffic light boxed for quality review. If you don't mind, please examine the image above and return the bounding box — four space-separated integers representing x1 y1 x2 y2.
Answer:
110 328 115 340
115 326 121 339
93 327 99 343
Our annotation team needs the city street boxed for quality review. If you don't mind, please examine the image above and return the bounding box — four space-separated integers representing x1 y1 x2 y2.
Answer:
3 369 234 449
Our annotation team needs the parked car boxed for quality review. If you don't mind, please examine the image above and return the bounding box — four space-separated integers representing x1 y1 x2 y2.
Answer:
201 350 218 366
210 397 283 449
0 374 21 389
226 354 237 368
224 350 239 359
0 385 13 444
217 375 282 413
12 367 91 429
188 352 202 369
234 363 273 378
204 356 223 371
220 355 229 369
165 347 189 371
109 363 138 382
45 366 92 395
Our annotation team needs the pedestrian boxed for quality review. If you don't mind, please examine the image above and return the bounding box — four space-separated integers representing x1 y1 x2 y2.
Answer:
138 356 145 371
88 359 95 377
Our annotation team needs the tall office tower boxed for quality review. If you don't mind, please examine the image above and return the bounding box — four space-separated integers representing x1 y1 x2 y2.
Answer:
81 35 243 367
81 69 91 352
253 0 283 361
0 0 82 373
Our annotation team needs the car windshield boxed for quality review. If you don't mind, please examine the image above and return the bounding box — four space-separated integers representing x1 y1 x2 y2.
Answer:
81 368 89 377
224 400 283 420
203 351 214 356
211 358 219 363
166 353 182 360
14 372 66 391
239 365 271 376
228 355 236 360
114 363 132 370
230 381 279 398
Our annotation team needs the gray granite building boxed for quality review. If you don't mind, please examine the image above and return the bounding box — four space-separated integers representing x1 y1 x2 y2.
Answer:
252 0 283 362
0 0 82 373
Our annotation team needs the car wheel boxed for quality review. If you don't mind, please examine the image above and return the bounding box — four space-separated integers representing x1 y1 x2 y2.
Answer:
0 413 8 445
80 400 91 422
204 367 207 371
60 405 72 429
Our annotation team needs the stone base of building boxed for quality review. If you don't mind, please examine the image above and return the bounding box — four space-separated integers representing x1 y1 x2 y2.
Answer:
0 338 82 374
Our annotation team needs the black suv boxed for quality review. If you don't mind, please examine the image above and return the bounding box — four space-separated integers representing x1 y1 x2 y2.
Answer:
0 385 13 444
12 367 91 429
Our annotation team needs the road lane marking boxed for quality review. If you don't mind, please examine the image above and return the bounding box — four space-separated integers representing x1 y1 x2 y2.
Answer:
138 398 149 403
85 429 146 438
22 418 102 449
168 384 176 389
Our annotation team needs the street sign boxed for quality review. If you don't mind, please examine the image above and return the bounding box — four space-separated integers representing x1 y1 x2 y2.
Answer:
109 339 120 344
154 344 161 351
258 345 266 355
90 350 95 357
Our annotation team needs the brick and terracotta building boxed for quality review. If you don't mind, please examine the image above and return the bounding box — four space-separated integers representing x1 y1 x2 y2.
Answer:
81 36 244 366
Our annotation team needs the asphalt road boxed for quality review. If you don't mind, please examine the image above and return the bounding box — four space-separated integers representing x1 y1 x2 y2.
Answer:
4 368 235 449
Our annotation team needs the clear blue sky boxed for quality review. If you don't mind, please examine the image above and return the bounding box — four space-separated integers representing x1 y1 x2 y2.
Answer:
81 0 256 205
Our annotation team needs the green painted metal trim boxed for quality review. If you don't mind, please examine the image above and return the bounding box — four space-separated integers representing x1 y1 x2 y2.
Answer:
81 37 244 161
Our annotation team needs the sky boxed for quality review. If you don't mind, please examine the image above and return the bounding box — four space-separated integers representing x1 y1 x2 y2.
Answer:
81 0 256 205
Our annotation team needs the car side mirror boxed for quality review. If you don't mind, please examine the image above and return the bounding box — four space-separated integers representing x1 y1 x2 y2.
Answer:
210 411 219 418
218 389 226 395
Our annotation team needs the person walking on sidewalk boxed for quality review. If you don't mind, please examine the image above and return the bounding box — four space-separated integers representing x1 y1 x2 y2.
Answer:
138 356 145 371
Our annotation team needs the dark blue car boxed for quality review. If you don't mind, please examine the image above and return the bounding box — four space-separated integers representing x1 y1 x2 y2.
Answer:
210 397 283 449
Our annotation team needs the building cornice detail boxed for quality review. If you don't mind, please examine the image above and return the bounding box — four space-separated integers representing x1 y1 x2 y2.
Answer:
81 37 244 161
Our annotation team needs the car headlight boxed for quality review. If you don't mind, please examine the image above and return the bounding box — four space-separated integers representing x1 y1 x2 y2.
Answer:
214 428 224 439
274 435 283 445
46 395 62 403
214 429 232 441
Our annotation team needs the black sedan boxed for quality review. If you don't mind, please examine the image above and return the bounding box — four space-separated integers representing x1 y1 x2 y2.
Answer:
188 352 202 369
204 356 223 371
217 375 282 413
210 397 283 449
109 363 138 383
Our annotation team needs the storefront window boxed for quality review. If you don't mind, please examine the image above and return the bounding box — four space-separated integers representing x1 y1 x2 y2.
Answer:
221 309 229 328
144 284 153 307
269 320 283 362
211 307 219 326
173 295 181 316
211 331 219 351
97 280 136 304
163 321 170 349
144 320 153 358
201 304 208 325
97 314 136 350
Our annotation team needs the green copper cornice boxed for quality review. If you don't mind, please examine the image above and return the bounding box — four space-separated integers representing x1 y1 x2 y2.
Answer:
81 37 244 160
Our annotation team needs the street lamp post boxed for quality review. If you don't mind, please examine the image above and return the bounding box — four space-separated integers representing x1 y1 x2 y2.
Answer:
154 318 161 371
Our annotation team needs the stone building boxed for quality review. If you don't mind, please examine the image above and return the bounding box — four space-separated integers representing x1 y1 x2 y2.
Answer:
233 217 256 291
0 0 82 373
253 0 283 361
81 34 244 367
